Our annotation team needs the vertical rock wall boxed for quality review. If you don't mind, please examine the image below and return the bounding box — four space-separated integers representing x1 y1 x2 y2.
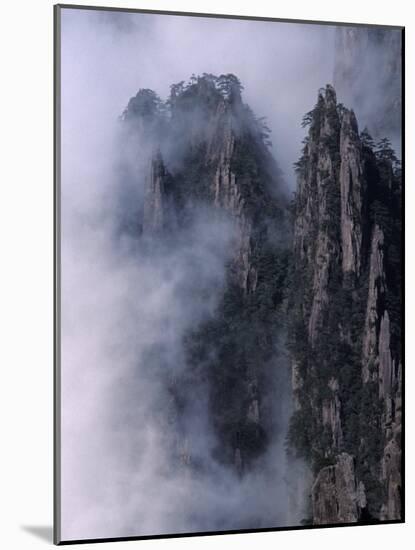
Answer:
290 85 402 524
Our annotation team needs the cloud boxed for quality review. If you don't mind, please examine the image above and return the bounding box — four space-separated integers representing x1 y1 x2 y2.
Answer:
58 7 400 540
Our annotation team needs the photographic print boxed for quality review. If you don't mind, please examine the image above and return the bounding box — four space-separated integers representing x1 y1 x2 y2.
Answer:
55 5 404 544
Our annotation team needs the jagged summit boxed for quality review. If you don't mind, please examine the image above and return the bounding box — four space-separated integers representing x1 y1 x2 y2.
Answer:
119 74 291 476
121 74 273 157
288 85 402 523
117 77 402 526
123 73 244 117
119 73 285 237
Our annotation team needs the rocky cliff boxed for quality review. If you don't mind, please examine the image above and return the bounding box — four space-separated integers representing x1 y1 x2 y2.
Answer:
288 85 402 523
119 74 402 527
121 74 290 476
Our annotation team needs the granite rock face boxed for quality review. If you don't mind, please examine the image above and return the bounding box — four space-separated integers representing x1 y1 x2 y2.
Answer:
138 77 286 298
120 74 401 525
122 74 290 475
339 110 364 277
142 151 168 234
312 453 364 524
289 85 402 524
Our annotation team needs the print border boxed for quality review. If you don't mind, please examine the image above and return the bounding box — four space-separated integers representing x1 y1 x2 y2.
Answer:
53 4 405 545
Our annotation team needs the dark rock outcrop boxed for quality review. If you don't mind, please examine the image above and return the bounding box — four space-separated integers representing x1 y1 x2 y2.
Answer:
312 453 366 524
288 85 402 524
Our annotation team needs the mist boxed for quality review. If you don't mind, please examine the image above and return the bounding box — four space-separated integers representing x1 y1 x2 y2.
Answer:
60 8 336 191
59 7 399 541
333 25 402 155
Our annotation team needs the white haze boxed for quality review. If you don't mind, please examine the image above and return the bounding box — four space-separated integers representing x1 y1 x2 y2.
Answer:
60 8 398 541
333 26 402 156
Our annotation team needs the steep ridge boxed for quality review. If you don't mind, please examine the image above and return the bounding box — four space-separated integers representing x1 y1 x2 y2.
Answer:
120 74 291 479
288 85 402 523
118 75 402 527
